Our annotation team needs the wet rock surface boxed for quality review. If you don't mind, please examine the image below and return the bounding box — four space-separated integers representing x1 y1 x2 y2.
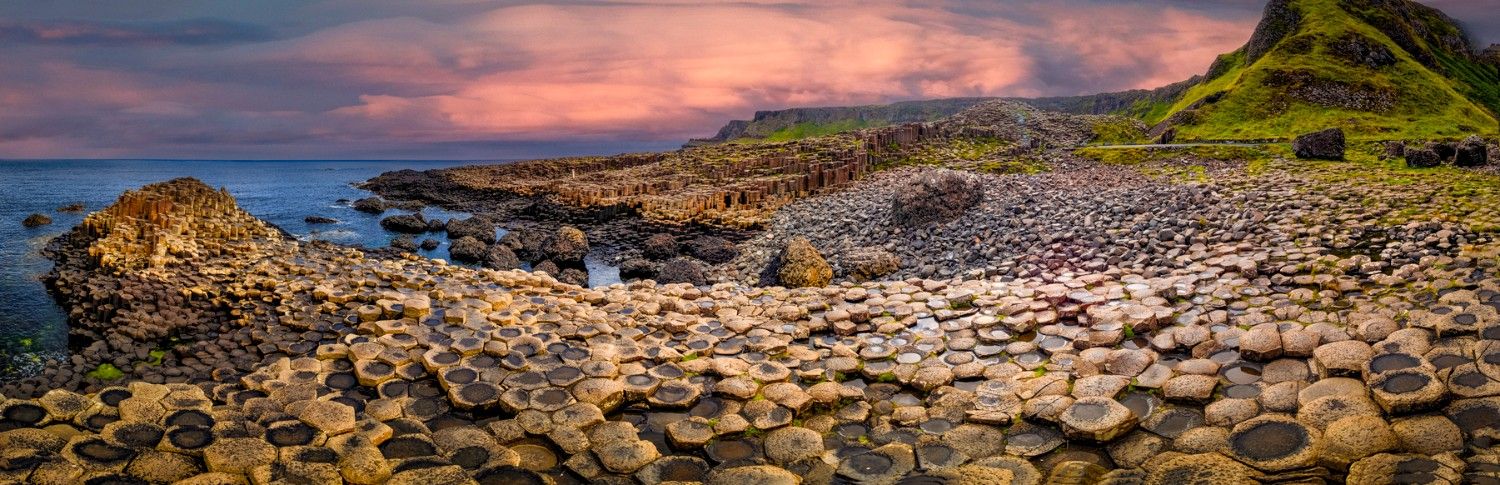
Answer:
8 141 1500 484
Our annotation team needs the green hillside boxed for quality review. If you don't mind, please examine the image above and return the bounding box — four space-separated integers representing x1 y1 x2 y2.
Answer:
1156 0 1499 140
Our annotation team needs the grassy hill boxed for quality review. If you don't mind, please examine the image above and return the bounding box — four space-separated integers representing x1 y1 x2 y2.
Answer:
1154 0 1499 140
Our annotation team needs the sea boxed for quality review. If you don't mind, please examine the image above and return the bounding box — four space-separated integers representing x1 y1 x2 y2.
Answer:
0 159 620 378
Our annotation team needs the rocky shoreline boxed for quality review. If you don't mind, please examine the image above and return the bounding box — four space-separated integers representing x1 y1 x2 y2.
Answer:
2 135 1500 484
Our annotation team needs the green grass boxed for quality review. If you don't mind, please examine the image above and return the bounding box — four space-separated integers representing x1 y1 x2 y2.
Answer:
1090 119 1149 145
88 363 125 381
760 119 875 142
1157 0 1498 140
1074 144 1288 165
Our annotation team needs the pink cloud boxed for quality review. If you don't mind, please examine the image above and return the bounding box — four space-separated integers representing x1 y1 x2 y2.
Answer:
0 1 1263 158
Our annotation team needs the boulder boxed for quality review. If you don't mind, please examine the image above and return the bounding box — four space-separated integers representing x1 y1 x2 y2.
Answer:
642 234 679 261
1292 128 1345 160
685 236 738 264
445 217 496 244
483 245 521 270
304 215 338 224
558 268 589 287
21 213 51 228
1404 147 1440 168
379 213 429 233
390 236 418 252
1455 135 1487 167
1427 141 1455 161
657 257 706 286
419 238 440 251
448 236 487 263
775 237 832 288
1381 141 1405 160
352 197 387 214
542 226 589 264
533 260 560 276
619 258 657 281
500 228 547 262
891 171 983 228
57 203 85 213
841 248 901 282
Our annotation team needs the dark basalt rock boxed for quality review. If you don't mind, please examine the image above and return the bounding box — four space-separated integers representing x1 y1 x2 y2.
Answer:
304 215 338 224
657 257 707 286
642 234 679 260
1455 135 1488 167
419 238 440 251
448 236 488 263
381 213 431 234
1427 141 1456 161
1292 128 1345 160
686 236 738 264
619 258 657 281
353 197 388 214
164 410 213 428
21 213 52 228
1328 31 1396 68
3 403 46 424
445 217 496 244
542 226 589 264
483 245 520 270
890 171 983 228
1405 147 1441 168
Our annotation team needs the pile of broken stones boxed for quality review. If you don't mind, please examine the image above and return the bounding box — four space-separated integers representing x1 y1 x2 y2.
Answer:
6 169 1500 484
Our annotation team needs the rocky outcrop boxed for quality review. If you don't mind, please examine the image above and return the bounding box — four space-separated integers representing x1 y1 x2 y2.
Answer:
774 237 831 288
890 171 982 228
352 197 387 214
1245 0 1301 64
379 213 429 234
22 213 51 228
448 236 488 263
1292 128 1346 160
690 97 992 144
642 234 679 261
445 217 495 244
303 215 338 224
542 226 589 264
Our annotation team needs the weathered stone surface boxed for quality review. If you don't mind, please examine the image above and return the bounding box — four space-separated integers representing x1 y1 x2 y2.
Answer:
1292 128 1345 160
775 237 832 288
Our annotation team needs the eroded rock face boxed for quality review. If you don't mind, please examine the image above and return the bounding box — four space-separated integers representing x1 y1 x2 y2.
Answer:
774 237 831 288
890 171 982 228
1292 128 1345 160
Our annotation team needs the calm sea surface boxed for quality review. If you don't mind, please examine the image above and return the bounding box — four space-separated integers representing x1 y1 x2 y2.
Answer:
0 160 618 377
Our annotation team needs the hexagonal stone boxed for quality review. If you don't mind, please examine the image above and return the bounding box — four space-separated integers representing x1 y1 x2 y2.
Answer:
203 437 276 475
296 400 355 436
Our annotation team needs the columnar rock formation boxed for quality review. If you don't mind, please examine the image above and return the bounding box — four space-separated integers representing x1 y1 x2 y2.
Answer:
2 163 1500 484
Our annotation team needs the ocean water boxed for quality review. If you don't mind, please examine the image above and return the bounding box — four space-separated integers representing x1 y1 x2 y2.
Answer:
0 160 619 377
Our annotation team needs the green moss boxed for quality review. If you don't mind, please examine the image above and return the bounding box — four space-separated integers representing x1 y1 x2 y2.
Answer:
18 338 32 348
877 372 898 383
680 352 699 362
88 363 125 381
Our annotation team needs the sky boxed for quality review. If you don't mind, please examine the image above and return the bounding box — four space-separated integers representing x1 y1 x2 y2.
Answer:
0 0 1496 160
